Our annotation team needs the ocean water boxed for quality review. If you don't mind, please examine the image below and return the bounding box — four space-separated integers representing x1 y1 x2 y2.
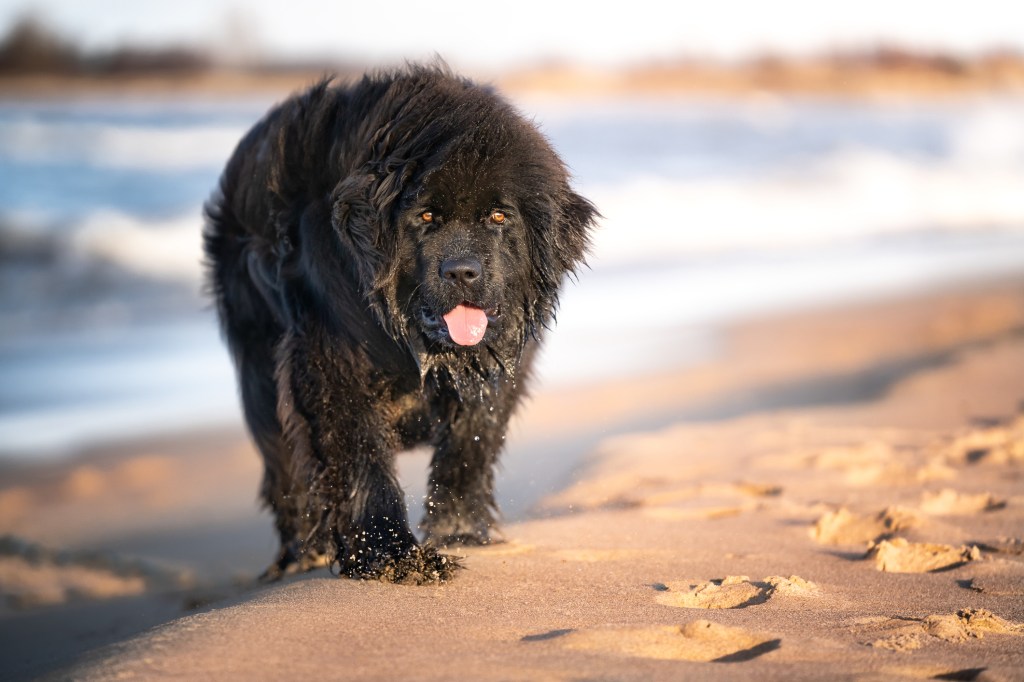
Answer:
2 92 1024 457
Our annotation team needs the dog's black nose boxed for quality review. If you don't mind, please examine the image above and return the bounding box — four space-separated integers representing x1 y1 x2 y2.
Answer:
440 257 482 285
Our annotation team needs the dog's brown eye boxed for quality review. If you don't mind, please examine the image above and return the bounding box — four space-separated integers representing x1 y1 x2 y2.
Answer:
490 210 506 224
421 211 433 223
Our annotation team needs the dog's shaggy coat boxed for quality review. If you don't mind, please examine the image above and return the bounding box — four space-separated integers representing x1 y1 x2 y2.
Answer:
204 65 596 582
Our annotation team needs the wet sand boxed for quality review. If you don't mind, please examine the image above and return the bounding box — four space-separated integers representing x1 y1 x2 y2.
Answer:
1 276 1023 680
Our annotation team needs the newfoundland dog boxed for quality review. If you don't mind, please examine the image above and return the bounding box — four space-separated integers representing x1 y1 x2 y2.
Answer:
204 64 597 583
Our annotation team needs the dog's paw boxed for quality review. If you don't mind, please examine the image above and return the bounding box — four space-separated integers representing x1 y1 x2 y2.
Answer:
376 545 461 584
259 543 329 582
420 513 502 548
426 531 506 548
338 544 461 584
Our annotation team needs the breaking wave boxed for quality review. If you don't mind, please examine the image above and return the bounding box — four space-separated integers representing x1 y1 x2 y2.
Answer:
0 118 247 171
590 144 1024 265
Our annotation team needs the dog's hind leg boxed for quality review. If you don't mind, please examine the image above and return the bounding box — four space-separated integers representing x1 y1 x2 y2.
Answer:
206 229 310 579
230 290 324 580
252 423 308 582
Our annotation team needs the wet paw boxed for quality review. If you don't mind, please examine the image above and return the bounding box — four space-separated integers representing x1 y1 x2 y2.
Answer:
338 544 461 584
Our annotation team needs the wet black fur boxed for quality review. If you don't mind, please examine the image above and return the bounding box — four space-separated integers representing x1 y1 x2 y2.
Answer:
203 64 597 583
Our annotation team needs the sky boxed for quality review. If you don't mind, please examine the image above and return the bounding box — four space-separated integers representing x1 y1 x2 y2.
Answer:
1 0 1023 69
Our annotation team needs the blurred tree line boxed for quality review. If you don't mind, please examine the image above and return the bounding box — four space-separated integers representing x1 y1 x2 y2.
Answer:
0 14 210 75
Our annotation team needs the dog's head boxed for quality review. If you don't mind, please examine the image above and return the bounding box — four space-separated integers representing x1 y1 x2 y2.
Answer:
330 69 597 362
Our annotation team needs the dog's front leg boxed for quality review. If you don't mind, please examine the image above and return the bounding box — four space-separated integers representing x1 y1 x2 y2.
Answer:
277 329 457 583
421 375 520 546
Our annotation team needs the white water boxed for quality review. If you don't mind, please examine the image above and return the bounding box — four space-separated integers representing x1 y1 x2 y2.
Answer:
0 118 247 171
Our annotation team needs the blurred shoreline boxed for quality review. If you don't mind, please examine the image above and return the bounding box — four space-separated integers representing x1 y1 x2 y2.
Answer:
2 52 1024 100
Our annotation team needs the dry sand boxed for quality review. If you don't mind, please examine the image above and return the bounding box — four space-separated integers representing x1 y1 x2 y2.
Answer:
2 277 1024 681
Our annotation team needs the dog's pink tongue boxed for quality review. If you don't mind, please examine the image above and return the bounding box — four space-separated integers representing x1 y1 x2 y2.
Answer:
443 304 488 346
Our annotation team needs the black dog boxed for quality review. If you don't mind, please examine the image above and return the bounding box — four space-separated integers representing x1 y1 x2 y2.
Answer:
204 64 596 583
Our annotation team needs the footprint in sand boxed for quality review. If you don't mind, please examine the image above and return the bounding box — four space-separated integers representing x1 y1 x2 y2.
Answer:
918 488 1006 515
867 537 980 573
654 575 818 609
974 537 1024 556
940 415 1024 465
854 608 1024 651
810 507 985 572
810 507 919 546
529 621 781 663
963 561 1024 597
966 574 1024 597
809 441 956 484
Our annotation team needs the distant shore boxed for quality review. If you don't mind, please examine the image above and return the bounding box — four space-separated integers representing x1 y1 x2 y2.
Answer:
3 53 1024 99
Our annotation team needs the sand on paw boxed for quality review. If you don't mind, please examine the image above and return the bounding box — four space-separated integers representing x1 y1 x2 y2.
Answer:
558 621 781 662
656 575 818 609
918 488 1006 515
810 507 918 545
867 537 980 573
862 609 1023 651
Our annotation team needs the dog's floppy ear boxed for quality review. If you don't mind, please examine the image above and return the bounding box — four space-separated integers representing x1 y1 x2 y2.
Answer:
525 186 599 333
330 173 381 294
554 188 598 274
329 166 408 297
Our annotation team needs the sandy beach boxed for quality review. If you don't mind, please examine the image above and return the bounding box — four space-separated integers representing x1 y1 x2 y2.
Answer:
1 275 1022 680
4 9 1024 681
